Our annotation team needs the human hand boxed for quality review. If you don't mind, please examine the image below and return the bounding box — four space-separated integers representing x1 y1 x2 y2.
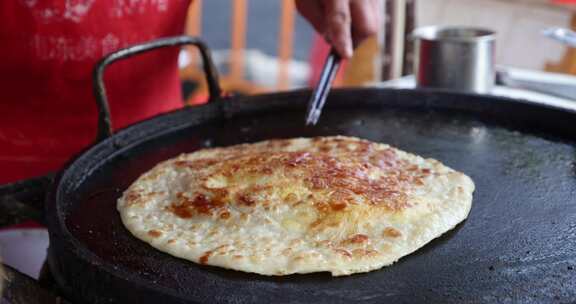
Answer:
295 0 380 59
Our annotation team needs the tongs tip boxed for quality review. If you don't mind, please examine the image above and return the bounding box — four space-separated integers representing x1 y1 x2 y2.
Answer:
304 49 341 126
305 109 320 126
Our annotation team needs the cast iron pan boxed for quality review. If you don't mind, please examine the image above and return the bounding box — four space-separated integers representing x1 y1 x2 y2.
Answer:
42 37 576 303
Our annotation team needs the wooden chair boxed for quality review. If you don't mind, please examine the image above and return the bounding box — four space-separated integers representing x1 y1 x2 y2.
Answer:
545 12 576 74
180 0 298 104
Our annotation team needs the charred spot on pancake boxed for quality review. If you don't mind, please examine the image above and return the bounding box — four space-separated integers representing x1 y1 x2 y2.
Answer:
237 192 256 206
335 248 353 258
347 234 369 244
383 227 402 238
330 202 347 211
199 250 213 264
124 190 143 206
169 192 225 218
352 248 379 258
147 230 162 238
284 193 299 204
174 158 219 170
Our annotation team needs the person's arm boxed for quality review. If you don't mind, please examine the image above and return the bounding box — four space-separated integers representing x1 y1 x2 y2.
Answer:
295 0 380 59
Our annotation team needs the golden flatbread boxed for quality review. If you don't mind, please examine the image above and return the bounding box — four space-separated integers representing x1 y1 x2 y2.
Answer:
118 136 474 276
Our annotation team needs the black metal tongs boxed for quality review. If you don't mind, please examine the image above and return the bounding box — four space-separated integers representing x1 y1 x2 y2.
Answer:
305 48 342 125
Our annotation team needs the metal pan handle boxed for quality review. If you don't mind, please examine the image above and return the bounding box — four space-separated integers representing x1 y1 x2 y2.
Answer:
0 174 54 226
93 36 222 142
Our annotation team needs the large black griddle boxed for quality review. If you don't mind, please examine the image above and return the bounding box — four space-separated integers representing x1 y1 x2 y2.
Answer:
37 37 576 303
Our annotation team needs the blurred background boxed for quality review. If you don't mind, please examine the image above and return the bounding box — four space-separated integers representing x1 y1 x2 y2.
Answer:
179 0 576 103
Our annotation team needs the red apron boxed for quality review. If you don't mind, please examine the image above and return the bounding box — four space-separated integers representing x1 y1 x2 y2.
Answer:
0 0 191 184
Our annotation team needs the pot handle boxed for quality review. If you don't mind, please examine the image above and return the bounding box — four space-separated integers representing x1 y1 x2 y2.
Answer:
93 36 222 142
0 174 54 226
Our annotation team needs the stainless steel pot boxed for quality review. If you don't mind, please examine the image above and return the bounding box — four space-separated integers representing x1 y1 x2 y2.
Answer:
413 26 496 93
